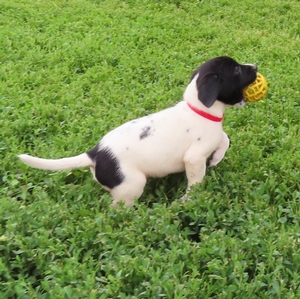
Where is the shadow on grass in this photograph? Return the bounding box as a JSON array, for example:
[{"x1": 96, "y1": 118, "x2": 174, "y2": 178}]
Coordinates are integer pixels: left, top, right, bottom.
[{"x1": 138, "y1": 172, "x2": 186, "y2": 207}]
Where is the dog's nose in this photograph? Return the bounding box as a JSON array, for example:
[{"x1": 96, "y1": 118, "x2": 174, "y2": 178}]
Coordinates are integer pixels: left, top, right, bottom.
[
  {"x1": 249, "y1": 64, "x2": 258, "y2": 72},
  {"x1": 244, "y1": 64, "x2": 258, "y2": 72}
]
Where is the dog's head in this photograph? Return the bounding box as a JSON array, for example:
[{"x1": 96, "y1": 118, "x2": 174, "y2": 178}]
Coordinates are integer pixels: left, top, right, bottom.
[{"x1": 191, "y1": 56, "x2": 257, "y2": 108}]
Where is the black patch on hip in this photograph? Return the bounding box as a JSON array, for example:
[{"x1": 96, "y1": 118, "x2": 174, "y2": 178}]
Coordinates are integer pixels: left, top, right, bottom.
[
  {"x1": 140, "y1": 126, "x2": 151, "y2": 140},
  {"x1": 87, "y1": 145, "x2": 124, "y2": 189}
]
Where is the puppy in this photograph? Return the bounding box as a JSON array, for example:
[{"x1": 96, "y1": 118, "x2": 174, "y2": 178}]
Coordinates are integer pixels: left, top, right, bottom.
[{"x1": 18, "y1": 56, "x2": 257, "y2": 207}]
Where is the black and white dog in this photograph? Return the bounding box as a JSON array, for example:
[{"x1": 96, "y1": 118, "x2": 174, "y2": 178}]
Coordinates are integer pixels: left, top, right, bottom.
[{"x1": 19, "y1": 56, "x2": 257, "y2": 207}]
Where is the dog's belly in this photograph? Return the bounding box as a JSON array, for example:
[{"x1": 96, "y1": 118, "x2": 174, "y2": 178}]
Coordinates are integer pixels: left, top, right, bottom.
[{"x1": 135, "y1": 150, "x2": 186, "y2": 177}]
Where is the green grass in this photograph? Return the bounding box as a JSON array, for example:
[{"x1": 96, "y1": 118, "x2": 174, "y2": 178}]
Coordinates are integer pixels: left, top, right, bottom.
[{"x1": 1, "y1": 0, "x2": 300, "y2": 297}]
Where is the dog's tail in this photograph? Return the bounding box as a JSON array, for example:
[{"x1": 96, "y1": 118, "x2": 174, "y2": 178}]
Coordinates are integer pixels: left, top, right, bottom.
[{"x1": 18, "y1": 153, "x2": 93, "y2": 171}]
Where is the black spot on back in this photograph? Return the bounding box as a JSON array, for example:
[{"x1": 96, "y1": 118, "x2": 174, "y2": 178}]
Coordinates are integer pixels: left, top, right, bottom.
[
  {"x1": 87, "y1": 145, "x2": 124, "y2": 189},
  {"x1": 140, "y1": 126, "x2": 151, "y2": 140}
]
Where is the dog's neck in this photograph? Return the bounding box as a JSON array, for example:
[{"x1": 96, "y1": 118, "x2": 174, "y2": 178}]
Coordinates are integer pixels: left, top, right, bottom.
[
  {"x1": 183, "y1": 77, "x2": 226, "y2": 119},
  {"x1": 186, "y1": 102, "x2": 224, "y2": 122}
]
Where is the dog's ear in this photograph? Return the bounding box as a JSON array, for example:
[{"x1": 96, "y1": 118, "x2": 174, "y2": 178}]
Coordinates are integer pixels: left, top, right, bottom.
[{"x1": 196, "y1": 73, "x2": 222, "y2": 108}]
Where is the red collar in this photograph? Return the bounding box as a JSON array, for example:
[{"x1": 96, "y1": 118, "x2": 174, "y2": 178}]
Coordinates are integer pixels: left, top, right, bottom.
[{"x1": 187, "y1": 102, "x2": 224, "y2": 122}]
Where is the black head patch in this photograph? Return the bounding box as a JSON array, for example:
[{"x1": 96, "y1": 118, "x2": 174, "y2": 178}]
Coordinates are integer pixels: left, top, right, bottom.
[{"x1": 191, "y1": 56, "x2": 257, "y2": 108}]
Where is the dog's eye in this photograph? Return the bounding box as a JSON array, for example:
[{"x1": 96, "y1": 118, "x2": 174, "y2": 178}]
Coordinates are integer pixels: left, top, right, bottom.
[{"x1": 235, "y1": 66, "x2": 241, "y2": 74}]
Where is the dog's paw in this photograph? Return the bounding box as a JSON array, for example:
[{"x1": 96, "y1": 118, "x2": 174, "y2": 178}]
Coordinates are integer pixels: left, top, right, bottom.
[
  {"x1": 180, "y1": 194, "x2": 192, "y2": 202},
  {"x1": 208, "y1": 155, "x2": 222, "y2": 167},
  {"x1": 207, "y1": 151, "x2": 223, "y2": 167}
]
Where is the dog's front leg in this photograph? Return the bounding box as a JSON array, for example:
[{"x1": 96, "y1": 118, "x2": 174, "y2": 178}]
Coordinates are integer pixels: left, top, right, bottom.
[
  {"x1": 208, "y1": 132, "x2": 230, "y2": 167},
  {"x1": 183, "y1": 148, "x2": 207, "y2": 198},
  {"x1": 185, "y1": 159, "x2": 206, "y2": 189}
]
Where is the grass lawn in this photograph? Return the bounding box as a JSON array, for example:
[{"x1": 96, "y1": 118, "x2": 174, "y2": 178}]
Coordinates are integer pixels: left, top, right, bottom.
[{"x1": 1, "y1": 0, "x2": 300, "y2": 298}]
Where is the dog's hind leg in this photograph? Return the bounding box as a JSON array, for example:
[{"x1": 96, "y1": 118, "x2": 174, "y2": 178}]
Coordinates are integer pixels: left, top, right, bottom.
[{"x1": 110, "y1": 170, "x2": 147, "y2": 207}]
